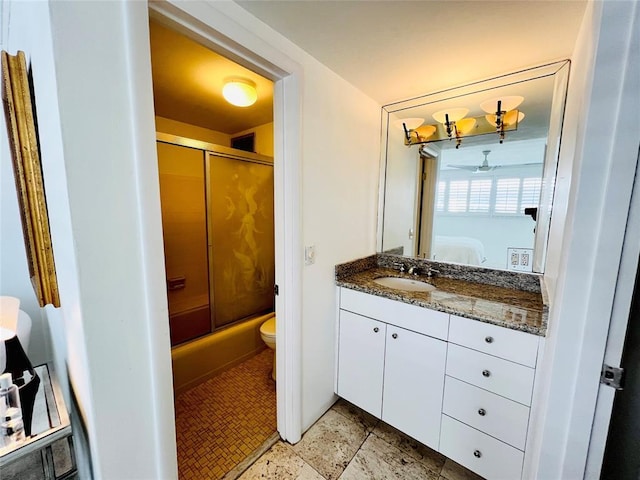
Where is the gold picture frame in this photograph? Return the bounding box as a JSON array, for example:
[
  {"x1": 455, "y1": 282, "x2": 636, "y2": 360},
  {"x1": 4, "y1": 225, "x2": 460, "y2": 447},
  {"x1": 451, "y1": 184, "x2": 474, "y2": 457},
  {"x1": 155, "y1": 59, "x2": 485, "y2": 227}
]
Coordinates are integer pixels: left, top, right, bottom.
[{"x1": 2, "y1": 50, "x2": 60, "y2": 307}]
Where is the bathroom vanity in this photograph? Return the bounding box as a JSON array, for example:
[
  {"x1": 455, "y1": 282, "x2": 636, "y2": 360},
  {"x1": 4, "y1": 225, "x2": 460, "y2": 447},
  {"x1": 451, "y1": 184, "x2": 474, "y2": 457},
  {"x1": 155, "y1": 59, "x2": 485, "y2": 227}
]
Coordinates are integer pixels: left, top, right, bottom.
[{"x1": 335, "y1": 255, "x2": 547, "y2": 480}]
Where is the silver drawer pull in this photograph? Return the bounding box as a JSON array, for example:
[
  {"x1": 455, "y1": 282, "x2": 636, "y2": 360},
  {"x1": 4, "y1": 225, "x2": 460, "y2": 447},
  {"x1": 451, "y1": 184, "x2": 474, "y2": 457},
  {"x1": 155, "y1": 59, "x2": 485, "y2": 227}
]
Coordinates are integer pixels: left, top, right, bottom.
[
  {"x1": 373, "y1": 327, "x2": 379, "y2": 333},
  {"x1": 485, "y1": 336, "x2": 494, "y2": 343},
  {"x1": 392, "y1": 333, "x2": 398, "y2": 339},
  {"x1": 482, "y1": 369, "x2": 491, "y2": 378},
  {"x1": 478, "y1": 408, "x2": 486, "y2": 416},
  {"x1": 473, "y1": 450, "x2": 482, "y2": 458}
]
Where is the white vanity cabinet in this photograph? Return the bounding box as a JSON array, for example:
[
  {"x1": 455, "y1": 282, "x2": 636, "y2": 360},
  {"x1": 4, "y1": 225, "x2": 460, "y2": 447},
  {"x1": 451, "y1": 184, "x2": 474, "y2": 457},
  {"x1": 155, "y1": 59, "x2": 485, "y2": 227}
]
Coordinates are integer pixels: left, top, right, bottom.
[
  {"x1": 440, "y1": 315, "x2": 541, "y2": 480},
  {"x1": 382, "y1": 325, "x2": 446, "y2": 449},
  {"x1": 336, "y1": 287, "x2": 544, "y2": 480},
  {"x1": 336, "y1": 310, "x2": 386, "y2": 417},
  {"x1": 337, "y1": 288, "x2": 449, "y2": 450}
]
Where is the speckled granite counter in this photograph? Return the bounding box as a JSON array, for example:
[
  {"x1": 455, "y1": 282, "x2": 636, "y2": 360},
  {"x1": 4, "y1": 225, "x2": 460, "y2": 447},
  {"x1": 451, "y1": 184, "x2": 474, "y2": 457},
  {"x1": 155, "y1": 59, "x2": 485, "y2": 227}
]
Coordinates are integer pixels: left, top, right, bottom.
[{"x1": 336, "y1": 255, "x2": 548, "y2": 336}]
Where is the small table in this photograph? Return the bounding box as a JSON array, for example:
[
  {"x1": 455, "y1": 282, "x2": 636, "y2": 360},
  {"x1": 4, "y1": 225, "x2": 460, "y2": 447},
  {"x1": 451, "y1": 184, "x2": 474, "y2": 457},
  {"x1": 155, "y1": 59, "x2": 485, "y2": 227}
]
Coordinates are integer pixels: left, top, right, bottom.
[{"x1": 0, "y1": 364, "x2": 76, "y2": 479}]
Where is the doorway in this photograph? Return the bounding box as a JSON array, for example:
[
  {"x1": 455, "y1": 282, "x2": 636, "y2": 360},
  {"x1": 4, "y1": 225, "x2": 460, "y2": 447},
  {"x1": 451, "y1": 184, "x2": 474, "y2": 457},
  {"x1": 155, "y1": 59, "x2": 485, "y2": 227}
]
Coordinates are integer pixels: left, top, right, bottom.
[{"x1": 149, "y1": 15, "x2": 282, "y2": 478}]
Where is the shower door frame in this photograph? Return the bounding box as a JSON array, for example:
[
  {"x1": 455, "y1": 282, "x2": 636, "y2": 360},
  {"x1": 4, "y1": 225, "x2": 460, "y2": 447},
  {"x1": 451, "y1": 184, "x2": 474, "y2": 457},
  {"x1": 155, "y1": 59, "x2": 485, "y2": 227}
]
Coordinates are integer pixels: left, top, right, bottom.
[{"x1": 157, "y1": 133, "x2": 275, "y2": 334}]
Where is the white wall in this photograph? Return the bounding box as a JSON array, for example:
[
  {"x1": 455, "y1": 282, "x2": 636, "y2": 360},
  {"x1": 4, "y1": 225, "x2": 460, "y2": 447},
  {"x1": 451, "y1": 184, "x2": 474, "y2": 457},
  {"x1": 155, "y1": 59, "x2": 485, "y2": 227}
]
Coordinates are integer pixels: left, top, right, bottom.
[
  {"x1": 3, "y1": 0, "x2": 380, "y2": 476},
  {"x1": 4, "y1": 1, "x2": 177, "y2": 478},
  {"x1": 0, "y1": 1, "x2": 51, "y2": 367},
  {"x1": 528, "y1": 1, "x2": 639, "y2": 478}
]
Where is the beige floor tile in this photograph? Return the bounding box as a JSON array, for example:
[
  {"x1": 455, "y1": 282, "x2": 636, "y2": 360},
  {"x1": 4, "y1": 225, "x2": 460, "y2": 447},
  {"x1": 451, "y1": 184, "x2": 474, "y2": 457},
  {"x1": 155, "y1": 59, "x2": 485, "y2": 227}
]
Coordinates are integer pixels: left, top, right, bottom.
[
  {"x1": 440, "y1": 458, "x2": 485, "y2": 480},
  {"x1": 331, "y1": 399, "x2": 379, "y2": 433},
  {"x1": 339, "y1": 433, "x2": 440, "y2": 480},
  {"x1": 371, "y1": 421, "x2": 446, "y2": 474},
  {"x1": 292, "y1": 409, "x2": 368, "y2": 480},
  {"x1": 238, "y1": 442, "x2": 325, "y2": 480}
]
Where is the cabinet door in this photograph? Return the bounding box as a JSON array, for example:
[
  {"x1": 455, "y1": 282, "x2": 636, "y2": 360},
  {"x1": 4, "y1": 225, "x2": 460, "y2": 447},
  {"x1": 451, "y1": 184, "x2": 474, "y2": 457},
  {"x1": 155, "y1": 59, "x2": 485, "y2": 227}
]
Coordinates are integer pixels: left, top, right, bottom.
[
  {"x1": 382, "y1": 326, "x2": 447, "y2": 450},
  {"x1": 337, "y1": 310, "x2": 386, "y2": 418}
]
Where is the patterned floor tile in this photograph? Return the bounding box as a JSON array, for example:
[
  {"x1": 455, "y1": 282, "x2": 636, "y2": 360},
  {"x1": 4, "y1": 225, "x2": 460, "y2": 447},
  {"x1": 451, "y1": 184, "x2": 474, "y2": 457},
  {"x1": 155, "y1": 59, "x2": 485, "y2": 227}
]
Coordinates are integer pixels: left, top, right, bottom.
[{"x1": 175, "y1": 349, "x2": 277, "y2": 479}]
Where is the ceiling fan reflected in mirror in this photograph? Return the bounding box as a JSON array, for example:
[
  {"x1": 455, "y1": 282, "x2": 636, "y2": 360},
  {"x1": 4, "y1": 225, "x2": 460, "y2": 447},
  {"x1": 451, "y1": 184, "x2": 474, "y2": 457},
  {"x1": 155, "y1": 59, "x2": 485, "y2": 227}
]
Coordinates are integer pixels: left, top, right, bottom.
[{"x1": 447, "y1": 150, "x2": 542, "y2": 173}]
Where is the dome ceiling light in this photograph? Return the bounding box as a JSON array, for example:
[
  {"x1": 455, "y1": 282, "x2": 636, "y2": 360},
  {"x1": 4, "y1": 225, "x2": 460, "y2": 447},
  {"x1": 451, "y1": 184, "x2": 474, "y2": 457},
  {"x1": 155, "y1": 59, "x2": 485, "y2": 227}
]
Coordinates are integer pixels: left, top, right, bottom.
[{"x1": 222, "y1": 78, "x2": 257, "y2": 107}]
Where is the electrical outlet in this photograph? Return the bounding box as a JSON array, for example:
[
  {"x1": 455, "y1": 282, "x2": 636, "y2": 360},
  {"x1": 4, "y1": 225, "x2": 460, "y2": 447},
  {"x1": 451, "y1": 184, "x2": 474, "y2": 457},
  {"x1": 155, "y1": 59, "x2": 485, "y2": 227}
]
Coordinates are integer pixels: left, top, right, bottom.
[
  {"x1": 304, "y1": 245, "x2": 316, "y2": 265},
  {"x1": 507, "y1": 248, "x2": 534, "y2": 272}
]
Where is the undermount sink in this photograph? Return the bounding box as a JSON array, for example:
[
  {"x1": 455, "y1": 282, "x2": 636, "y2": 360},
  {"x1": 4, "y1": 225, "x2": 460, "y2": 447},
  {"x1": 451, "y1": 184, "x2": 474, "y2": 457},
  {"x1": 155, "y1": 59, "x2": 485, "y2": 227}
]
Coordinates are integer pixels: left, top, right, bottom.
[{"x1": 373, "y1": 276, "x2": 436, "y2": 292}]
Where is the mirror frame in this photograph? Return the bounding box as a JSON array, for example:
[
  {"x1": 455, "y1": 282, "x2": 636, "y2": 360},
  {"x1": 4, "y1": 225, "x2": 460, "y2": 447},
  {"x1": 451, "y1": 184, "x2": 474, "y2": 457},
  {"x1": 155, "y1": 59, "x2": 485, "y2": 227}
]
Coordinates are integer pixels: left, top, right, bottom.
[{"x1": 377, "y1": 60, "x2": 570, "y2": 273}]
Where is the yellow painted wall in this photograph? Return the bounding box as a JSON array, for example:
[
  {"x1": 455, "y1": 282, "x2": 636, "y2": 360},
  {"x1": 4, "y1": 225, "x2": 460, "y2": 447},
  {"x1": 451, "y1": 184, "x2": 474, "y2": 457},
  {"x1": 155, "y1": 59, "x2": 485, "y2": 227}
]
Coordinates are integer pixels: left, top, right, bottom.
[
  {"x1": 232, "y1": 122, "x2": 274, "y2": 156},
  {"x1": 155, "y1": 116, "x2": 231, "y2": 146}
]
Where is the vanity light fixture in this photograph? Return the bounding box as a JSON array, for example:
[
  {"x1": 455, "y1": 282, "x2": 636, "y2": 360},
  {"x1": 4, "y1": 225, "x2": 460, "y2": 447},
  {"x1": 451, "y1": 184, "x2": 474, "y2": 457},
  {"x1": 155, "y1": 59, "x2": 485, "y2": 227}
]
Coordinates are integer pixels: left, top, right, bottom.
[
  {"x1": 397, "y1": 117, "x2": 427, "y2": 142},
  {"x1": 402, "y1": 96, "x2": 525, "y2": 148},
  {"x1": 432, "y1": 108, "x2": 469, "y2": 139},
  {"x1": 480, "y1": 96, "x2": 524, "y2": 143},
  {"x1": 222, "y1": 78, "x2": 257, "y2": 107}
]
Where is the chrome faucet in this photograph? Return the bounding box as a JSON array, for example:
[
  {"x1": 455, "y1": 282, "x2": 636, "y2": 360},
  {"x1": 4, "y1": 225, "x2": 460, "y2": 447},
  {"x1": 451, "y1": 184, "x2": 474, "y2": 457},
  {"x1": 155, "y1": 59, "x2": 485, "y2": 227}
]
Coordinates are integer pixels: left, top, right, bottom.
[
  {"x1": 426, "y1": 267, "x2": 440, "y2": 278},
  {"x1": 408, "y1": 266, "x2": 419, "y2": 276},
  {"x1": 392, "y1": 262, "x2": 405, "y2": 273}
]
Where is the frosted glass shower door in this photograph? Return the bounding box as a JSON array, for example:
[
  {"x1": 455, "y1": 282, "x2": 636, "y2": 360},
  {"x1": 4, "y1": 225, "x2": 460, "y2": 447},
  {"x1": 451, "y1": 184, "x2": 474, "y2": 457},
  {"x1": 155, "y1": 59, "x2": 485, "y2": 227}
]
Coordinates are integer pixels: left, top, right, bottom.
[
  {"x1": 157, "y1": 142, "x2": 211, "y2": 345},
  {"x1": 206, "y1": 152, "x2": 275, "y2": 329}
]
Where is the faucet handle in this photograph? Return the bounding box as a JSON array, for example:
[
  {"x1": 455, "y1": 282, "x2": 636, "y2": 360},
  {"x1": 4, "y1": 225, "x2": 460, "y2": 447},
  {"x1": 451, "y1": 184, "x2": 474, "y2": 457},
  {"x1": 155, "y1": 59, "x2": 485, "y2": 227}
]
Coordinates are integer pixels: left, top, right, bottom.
[
  {"x1": 392, "y1": 262, "x2": 406, "y2": 273},
  {"x1": 427, "y1": 268, "x2": 440, "y2": 278}
]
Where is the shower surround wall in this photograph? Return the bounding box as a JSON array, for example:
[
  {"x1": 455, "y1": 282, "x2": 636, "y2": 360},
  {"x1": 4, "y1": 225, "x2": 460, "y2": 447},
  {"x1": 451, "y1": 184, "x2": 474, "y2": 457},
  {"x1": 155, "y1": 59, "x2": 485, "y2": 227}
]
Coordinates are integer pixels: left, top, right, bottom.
[{"x1": 157, "y1": 136, "x2": 275, "y2": 391}]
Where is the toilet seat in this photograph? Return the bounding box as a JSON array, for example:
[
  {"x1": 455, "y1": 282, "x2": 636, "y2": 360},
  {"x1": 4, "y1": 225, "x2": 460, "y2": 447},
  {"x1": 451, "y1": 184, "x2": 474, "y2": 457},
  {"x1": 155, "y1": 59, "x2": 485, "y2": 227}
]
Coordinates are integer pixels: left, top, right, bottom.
[{"x1": 260, "y1": 317, "x2": 276, "y2": 338}]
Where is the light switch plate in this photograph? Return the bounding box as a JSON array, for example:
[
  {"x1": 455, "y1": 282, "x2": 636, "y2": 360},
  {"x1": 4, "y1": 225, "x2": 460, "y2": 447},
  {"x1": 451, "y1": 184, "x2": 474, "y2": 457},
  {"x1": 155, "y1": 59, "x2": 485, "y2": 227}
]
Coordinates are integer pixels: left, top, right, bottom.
[
  {"x1": 304, "y1": 245, "x2": 316, "y2": 265},
  {"x1": 507, "y1": 248, "x2": 534, "y2": 272}
]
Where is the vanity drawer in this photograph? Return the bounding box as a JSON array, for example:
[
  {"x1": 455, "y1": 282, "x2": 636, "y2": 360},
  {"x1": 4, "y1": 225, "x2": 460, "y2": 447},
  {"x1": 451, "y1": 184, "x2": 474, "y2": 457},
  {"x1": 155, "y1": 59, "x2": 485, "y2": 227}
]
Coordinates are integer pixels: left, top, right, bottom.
[
  {"x1": 340, "y1": 288, "x2": 449, "y2": 340},
  {"x1": 443, "y1": 376, "x2": 530, "y2": 450},
  {"x1": 446, "y1": 343, "x2": 535, "y2": 405},
  {"x1": 449, "y1": 315, "x2": 539, "y2": 367},
  {"x1": 440, "y1": 415, "x2": 524, "y2": 480}
]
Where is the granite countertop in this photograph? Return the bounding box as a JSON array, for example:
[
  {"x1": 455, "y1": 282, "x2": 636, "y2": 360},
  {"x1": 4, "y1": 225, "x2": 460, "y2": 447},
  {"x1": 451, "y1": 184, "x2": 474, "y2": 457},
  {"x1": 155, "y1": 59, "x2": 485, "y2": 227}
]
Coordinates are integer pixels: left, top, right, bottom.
[{"x1": 337, "y1": 266, "x2": 548, "y2": 336}]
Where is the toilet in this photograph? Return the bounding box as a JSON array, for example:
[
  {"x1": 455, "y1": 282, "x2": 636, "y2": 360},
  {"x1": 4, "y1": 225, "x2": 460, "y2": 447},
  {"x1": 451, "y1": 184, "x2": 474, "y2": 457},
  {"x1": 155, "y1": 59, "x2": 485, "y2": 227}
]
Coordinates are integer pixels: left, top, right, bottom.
[{"x1": 259, "y1": 315, "x2": 276, "y2": 380}]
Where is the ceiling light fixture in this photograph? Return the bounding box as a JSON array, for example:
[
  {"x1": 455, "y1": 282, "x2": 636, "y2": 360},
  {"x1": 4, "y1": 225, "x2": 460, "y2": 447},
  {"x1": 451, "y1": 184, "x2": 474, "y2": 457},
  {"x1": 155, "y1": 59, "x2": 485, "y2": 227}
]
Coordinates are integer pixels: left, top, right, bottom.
[{"x1": 222, "y1": 78, "x2": 257, "y2": 107}]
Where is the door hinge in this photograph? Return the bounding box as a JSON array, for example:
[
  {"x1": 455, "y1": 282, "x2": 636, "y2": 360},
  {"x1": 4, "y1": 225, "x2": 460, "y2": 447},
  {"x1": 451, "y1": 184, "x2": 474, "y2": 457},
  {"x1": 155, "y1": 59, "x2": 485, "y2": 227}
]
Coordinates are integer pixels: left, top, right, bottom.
[
  {"x1": 600, "y1": 364, "x2": 624, "y2": 390},
  {"x1": 274, "y1": 284, "x2": 279, "y2": 296}
]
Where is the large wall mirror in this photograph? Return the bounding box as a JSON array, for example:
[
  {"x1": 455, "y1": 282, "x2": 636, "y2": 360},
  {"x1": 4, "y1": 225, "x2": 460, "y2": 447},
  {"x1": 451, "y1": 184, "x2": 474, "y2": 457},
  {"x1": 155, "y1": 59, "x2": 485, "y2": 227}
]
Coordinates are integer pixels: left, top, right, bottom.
[{"x1": 378, "y1": 61, "x2": 570, "y2": 273}]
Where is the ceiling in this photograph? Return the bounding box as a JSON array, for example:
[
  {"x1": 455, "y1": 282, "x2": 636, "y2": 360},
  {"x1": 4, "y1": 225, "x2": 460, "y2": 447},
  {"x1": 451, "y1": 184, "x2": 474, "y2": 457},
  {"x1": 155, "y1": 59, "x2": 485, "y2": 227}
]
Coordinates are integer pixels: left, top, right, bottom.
[
  {"x1": 149, "y1": 2, "x2": 586, "y2": 135},
  {"x1": 236, "y1": 0, "x2": 587, "y2": 105},
  {"x1": 149, "y1": 19, "x2": 274, "y2": 134}
]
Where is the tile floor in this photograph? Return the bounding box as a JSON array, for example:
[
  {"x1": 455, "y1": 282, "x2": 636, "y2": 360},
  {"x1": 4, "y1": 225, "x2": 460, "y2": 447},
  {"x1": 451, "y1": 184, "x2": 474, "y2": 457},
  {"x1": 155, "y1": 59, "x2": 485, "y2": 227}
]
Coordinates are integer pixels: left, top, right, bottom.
[
  {"x1": 174, "y1": 349, "x2": 277, "y2": 479},
  {"x1": 239, "y1": 399, "x2": 484, "y2": 480}
]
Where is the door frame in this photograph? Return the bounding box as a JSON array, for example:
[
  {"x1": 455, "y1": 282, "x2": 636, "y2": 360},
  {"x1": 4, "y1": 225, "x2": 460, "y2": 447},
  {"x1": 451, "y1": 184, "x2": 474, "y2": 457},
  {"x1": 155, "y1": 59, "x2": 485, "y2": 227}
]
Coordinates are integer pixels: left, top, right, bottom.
[{"x1": 148, "y1": 1, "x2": 304, "y2": 443}]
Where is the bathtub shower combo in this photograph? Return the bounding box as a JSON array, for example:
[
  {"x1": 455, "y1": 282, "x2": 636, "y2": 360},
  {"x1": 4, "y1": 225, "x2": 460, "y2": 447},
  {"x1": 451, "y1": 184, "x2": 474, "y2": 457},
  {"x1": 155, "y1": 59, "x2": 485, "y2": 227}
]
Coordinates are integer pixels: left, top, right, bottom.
[{"x1": 156, "y1": 135, "x2": 275, "y2": 392}]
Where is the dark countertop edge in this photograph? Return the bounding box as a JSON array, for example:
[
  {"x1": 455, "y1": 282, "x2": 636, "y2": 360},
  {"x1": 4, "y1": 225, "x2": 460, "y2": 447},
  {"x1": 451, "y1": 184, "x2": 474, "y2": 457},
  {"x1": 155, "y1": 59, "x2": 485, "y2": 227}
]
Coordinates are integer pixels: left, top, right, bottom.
[{"x1": 336, "y1": 280, "x2": 547, "y2": 337}]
